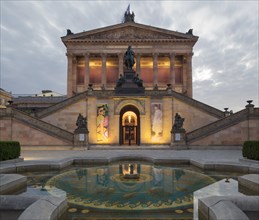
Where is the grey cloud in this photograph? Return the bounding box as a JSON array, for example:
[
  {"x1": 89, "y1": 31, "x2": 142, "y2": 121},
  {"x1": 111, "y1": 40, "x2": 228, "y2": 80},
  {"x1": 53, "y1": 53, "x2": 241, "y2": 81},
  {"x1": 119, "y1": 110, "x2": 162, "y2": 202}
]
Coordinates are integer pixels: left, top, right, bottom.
[{"x1": 1, "y1": 1, "x2": 258, "y2": 111}]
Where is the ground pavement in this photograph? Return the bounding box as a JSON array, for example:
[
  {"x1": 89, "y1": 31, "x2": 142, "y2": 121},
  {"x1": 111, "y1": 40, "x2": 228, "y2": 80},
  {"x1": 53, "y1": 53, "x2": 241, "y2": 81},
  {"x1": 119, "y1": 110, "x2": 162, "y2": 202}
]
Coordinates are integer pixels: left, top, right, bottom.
[{"x1": 21, "y1": 147, "x2": 243, "y2": 163}]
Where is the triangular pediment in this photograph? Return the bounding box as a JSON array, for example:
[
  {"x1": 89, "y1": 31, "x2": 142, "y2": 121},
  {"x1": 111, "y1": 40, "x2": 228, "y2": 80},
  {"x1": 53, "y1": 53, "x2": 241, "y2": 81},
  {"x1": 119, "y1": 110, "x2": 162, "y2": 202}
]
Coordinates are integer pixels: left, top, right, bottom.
[{"x1": 63, "y1": 22, "x2": 197, "y2": 42}]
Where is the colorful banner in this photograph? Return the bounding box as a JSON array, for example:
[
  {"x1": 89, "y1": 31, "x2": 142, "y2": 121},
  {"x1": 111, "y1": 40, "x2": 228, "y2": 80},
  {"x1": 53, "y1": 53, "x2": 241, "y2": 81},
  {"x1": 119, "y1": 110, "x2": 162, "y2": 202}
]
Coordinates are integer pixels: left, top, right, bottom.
[
  {"x1": 97, "y1": 104, "x2": 108, "y2": 141},
  {"x1": 151, "y1": 103, "x2": 163, "y2": 137}
]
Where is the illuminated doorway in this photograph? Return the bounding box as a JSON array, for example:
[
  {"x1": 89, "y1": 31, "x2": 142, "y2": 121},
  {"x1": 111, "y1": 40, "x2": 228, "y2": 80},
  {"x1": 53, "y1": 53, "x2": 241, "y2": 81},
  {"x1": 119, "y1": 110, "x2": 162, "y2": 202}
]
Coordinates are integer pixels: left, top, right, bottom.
[{"x1": 119, "y1": 105, "x2": 140, "y2": 145}]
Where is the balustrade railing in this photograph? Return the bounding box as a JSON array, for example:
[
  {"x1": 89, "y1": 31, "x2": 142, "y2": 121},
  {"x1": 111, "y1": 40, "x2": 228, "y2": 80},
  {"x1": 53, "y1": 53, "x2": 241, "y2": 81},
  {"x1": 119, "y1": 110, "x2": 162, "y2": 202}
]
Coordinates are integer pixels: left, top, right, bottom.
[
  {"x1": 1, "y1": 107, "x2": 73, "y2": 142},
  {"x1": 186, "y1": 109, "x2": 251, "y2": 142}
]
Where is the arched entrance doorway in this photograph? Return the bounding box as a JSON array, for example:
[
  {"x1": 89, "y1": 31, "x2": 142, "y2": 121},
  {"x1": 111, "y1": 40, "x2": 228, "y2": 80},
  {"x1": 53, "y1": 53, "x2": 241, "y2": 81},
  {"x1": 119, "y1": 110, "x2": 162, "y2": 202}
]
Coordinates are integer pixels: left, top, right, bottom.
[{"x1": 119, "y1": 105, "x2": 140, "y2": 145}]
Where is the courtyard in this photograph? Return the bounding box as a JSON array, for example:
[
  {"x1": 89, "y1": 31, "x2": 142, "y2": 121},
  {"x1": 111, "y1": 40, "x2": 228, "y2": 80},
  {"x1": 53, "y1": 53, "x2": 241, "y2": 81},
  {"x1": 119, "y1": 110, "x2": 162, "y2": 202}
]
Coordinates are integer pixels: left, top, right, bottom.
[{"x1": 1, "y1": 147, "x2": 259, "y2": 220}]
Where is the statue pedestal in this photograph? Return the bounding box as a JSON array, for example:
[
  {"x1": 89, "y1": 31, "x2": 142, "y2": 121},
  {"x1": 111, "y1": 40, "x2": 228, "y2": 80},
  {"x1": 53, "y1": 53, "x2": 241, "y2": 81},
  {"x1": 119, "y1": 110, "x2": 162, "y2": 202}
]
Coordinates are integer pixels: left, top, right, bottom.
[
  {"x1": 170, "y1": 129, "x2": 188, "y2": 150},
  {"x1": 124, "y1": 69, "x2": 135, "y2": 82},
  {"x1": 73, "y1": 128, "x2": 89, "y2": 149},
  {"x1": 115, "y1": 69, "x2": 144, "y2": 94}
]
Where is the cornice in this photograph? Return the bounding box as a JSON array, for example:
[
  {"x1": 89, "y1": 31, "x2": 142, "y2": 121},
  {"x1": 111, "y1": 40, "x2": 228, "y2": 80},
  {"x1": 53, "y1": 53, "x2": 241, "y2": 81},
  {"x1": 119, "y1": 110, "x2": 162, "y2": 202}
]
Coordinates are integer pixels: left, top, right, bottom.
[
  {"x1": 66, "y1": 38, "x2": 197, "y2": 44},
  {"x1": 62, "y1": 22, "x2": 198, "y2": 40}
]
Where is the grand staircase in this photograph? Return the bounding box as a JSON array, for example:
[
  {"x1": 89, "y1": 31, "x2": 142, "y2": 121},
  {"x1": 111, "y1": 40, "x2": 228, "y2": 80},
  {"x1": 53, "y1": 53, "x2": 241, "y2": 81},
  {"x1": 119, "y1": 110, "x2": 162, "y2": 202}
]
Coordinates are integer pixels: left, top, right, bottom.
[
  {"x1": 37, "y1": 91, "x2": 87, "y2": 118},
  {"x1": 186, "y1": 108, "x2": 259, "y2": 143},
  {"x1": 0, "y1": 108, "x2": 74, "y2": 143}
]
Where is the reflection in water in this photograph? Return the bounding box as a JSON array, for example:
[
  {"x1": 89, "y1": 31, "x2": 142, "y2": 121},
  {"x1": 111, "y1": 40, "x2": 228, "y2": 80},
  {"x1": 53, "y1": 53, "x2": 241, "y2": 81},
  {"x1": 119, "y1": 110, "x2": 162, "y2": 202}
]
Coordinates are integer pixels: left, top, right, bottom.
[{"x1": 45, "y1": 163, "x2": 215, "y2": 219}]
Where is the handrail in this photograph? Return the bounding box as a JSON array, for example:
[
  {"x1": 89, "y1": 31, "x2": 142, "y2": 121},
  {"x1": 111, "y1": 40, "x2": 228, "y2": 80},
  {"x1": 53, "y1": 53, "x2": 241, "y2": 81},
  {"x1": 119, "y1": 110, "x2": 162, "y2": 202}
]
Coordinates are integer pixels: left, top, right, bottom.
[
  {"x1": 186, "y1": 109, "x2": 249, "y2": 142},
  {"x1": 1, "y1": 108, "x2": 74, "y2": 143},
  {"x1": 92, "y1": 89, "x2": 225, "y2": 119},
  {"x1": 37, "y1": 91, "x2": 87, "y2": 118}
]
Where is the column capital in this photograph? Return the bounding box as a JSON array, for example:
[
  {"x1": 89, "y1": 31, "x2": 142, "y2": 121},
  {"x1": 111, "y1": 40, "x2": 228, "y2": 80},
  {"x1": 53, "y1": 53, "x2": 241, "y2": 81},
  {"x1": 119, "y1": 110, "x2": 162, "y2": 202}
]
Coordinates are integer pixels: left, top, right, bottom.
[
  {"x1": 186, "y1": 52, "x2": 194, "y2": 58},
  {"x1": 117, "y1": 53, "x2": 124, "y2": 58},
  {"x1": 84, "y1": 53, "x2": 90, "y2": 57},
  {"x1": 135, "y1": 53, "x2": 141, "y2": 57},
  {"x1": 169, "y1": 53, "x2": 175, "y2": 58},
  {"x1": 66, "y1": 52, "x2": 73, "y2": 57},
  {"x1": 101, "y1": 53, "x2": 107, "y2": 59},
  {"x1": 152, "y1": 52, "x2": 159, "y2": 57},
  {"x1": 72, "y1": 56, "x2": 77, "y2": 64}
]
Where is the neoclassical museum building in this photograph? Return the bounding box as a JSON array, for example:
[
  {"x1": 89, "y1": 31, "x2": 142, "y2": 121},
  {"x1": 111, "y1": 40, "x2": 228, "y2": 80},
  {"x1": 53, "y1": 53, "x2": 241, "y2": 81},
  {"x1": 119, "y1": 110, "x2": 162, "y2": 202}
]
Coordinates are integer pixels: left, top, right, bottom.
[{"x1": 0, "y1": 11, "x2": 258, "y2": 149}]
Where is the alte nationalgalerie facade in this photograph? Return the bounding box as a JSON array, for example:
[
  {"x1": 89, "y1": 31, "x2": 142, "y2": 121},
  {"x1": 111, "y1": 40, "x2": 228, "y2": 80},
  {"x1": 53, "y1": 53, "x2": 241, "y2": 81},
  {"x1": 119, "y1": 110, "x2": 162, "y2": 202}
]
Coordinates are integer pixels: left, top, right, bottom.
[{"x1": 0, "y1": 11, "x2": 258, "y2": 149}]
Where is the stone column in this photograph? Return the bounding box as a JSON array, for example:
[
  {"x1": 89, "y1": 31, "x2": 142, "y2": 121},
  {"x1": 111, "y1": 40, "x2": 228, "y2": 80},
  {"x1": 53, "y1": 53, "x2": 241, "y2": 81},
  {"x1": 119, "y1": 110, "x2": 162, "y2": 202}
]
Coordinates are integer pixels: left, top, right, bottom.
[
  {"x1": 136, "y1": 53, "x2": 141, "y2": 76},
  {"x1": 84, "y1": 53, "x2": 90, "y2": 91},
  {"x1": 118, "y1": 53, "x2": 123, "y2": 76},
  {"x1": 66, "y1": 53, "x2": 73, "y2": 97},
  {"x1": 101, "y1": 53, "x2": 107, "y2": 87},
  {"x1": 72, "y1": 56, "x2": 77, "y2": 95},
  {"x1": 182, "y1": 55, "x2": 188, "y2": 94},
  {"x1": 170, "y1": 53, "x2": 175, "y2": 88},
  {"x1": 186, "y1": 53, "x2": 193, "y2": 98},
  {"x1": 153, "y1": 53, "x2": 158, "y2": 86}
]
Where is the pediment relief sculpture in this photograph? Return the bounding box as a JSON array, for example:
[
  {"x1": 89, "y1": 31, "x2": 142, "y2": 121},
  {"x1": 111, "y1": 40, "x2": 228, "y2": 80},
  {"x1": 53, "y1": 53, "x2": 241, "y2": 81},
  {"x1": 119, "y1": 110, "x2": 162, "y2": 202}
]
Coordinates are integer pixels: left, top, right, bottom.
[{"x1": 73, "y1": 27, "x2": 187, "y2": 40}]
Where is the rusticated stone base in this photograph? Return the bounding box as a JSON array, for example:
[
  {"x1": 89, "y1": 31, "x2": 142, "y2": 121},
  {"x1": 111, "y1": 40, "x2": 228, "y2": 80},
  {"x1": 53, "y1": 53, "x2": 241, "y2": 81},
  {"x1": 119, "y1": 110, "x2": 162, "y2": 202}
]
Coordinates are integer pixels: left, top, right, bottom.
[
  {"x1": 171, "y1": 131, "x2": 187, "y2": 149},
  {"x1": 73, "y1": 133, "x2": 89, "y2": 149}
]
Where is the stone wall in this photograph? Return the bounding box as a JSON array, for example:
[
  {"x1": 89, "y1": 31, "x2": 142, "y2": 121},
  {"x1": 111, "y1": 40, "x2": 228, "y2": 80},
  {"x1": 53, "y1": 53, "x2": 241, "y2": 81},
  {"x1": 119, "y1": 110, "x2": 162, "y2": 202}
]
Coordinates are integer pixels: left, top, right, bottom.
[
  {"x1": 0, "y1": 98, "x2": 257, "y2": 147},
  {"x1": 0, "y1": 118, "x2": 71, "y2": 146},
  {"x1": 0, "y1": 119, "x2": 12, "y2": 140},
  {"x1": 172, "y1": 98, "x2": 219, "y2": 132},
  {"x1": 190, "y1": 119, "x2": 259, "y2": 146},
  {"x1": 42, "y1": 99, "x2": 87, "y2": 133}
]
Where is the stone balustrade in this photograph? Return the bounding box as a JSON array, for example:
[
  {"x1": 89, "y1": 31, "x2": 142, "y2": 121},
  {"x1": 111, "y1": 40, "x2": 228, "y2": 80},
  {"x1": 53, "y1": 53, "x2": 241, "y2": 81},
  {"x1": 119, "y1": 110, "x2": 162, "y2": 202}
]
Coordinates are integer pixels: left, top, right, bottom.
[
  {"x1": 1, "y1": 108, "x2": 74, "y2": 143},
  {"x1": 37, "y1": 91, "x2": 87, "y2": 118},
  {"x1": 186, "y1": 109, "x2": 249, "y2": 143}
]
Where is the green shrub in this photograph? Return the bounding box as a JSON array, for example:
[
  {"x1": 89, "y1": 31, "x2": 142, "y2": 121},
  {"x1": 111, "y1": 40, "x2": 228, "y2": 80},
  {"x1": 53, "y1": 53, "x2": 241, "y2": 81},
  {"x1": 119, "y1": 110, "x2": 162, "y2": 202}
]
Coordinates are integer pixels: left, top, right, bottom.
[
  {"x1": 242, "y1": 141, "x2": 259, "y2": 161},
  {"x1": 0, "y1": 141, "x2": 21, "y2": 161}
]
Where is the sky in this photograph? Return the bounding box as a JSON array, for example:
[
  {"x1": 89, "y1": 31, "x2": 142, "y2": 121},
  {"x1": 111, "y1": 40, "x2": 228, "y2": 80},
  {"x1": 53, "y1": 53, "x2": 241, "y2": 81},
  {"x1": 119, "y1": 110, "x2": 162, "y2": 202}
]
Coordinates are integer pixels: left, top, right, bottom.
[{"x1": 0, "y1": 0, "x2": 258, "y2": 112}]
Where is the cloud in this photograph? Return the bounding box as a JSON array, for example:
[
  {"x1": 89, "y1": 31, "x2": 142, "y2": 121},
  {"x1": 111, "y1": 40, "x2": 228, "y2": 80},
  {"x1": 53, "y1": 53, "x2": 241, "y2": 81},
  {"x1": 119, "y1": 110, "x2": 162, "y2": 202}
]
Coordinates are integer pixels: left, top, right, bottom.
[{"x1": 0, "y1": 1, "x2": 258, "y2": 112}]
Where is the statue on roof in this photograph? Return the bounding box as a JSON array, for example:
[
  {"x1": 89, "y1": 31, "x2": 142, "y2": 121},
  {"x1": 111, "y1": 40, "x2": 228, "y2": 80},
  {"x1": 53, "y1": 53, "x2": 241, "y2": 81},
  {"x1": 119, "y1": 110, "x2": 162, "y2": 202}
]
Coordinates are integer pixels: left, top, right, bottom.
[
  {"x1": 186, "y1": 29, "x2": 193, "y2": 35},
  {"x1": 66, "y1": 29, "x2": 74, "y2": 36},
  {"x1": 124, "y1": 46, "x2": 135, "y2": 69},
  {"x1": 123, "y1": 4, "x2": 135, "y2": 23}
]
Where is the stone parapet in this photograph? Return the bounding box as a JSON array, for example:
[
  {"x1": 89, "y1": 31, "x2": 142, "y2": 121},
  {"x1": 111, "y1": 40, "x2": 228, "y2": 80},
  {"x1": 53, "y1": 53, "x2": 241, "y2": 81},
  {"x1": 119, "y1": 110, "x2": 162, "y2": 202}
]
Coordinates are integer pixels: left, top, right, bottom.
[
  {"x1": 186, "y1": 109, "x2": 249, "y2": 143},
  {"x1": 238, "y1": 174, "x2": 259, "y2": 195},
  {"x1": 0, "y1": 156, "x2": 258, "y2": 174},
  {"x1": 10, "y1": 108, "x2": 74, "y2": 143},
  {"x1": 18, "y1": 196, "x2": 67, "y2": 220},
  {"x1": 91, "y1": 89, "x2": 224, "y2": 118},
  {"x1": 198, "y1": 196, "x2": 259, "y2": 220},
  {"x1": 0, "y1": 174, "x2": 27, "y2": 195},
  {"x1": 0, "y1": 195, "x2": 39, "y2": 220},
  {"x1": 37, "y1": 91, "x2": 87, "y2": 118},
  {"x1": 169, "y1": 90, "x2": 224, "y2": 119}
]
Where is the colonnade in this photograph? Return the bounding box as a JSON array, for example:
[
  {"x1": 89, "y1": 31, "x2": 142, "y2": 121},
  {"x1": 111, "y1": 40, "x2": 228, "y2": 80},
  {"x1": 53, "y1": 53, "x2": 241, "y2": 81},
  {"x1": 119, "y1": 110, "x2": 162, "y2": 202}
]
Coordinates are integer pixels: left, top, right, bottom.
[{"x1": 67, "y1": 52, "x2": 193, "y2": 97}]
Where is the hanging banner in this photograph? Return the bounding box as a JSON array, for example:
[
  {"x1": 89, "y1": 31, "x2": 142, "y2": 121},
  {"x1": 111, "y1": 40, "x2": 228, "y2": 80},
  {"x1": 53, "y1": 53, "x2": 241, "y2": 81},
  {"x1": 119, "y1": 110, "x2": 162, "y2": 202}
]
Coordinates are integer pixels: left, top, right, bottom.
[
  {"x1": 96, "y1": 104, "x2": 109, "y2": 141},
  {"x1": 151, "y1": 103, "x2": 163, "y2": 138}
]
